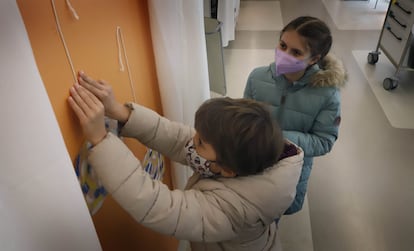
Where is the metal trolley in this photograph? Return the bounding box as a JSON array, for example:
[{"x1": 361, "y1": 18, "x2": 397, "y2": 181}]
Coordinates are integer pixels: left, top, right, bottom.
[{"x1": 368, "y1": 0, "x2": 414, "y2": 90}]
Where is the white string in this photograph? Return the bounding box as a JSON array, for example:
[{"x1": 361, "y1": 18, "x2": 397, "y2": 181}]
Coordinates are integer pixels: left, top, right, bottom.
[
  {"x1": 116, "y1": 27, "x2": 125, "y2": 72},
  {"x1": 116, "y1": 26, "x2": 137, "y2": 103},
  {"x1": 50, "y1": 1, "x2": 137, "y2": 103},
  {"x1": 50, "y1": 0, "x2": 77, "y2": 83},
  {"x1": 116, "y1": 27, "x2": 163, "y2": 180},
  {"x1": 65, "y1": 0, "x2": 79, "y2": 20}
]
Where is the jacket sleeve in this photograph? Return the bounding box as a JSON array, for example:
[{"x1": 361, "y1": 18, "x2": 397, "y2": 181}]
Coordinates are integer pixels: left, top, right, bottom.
[
  {"x1": 118, "y1": 103, "x2": 194, "y2": 165},
  {"x1": 244, "y1": 65, "x2": 276, "y2": 100},
  {"x1": 243, "y1": 72, "x2": 254, "y2": 99},
  {"x1": 88, "y1": 133, "x2": 239, "y2": 242},
  {"x1": 283, "y1": 90, "x2": 341, "y2": 157}
]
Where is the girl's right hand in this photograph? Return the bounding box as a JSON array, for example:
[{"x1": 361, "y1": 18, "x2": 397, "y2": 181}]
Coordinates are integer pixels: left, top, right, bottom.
[{"x1": 68, "y1": 84, "x2": 107, "y2": 146}]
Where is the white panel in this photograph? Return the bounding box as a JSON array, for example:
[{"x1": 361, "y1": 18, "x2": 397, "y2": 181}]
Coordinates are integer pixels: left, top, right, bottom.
[
  {"x1": 205, "y1": 17, "x2": 227, "y2": 95},
  {"x1": 148, "y1": 0, "x2": 210, "y2": 189},
  {"x1": 0, "y1": 1, "x2": 101, "y2": 250}
]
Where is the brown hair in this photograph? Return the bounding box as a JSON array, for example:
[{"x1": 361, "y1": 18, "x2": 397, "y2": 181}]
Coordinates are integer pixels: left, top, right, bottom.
[
  {"x1": 281, "y1": 16, "x2": 332, "y2": 61},
  {"x1": 194, "y1": 97, "x2": 284, "y2": 176}
]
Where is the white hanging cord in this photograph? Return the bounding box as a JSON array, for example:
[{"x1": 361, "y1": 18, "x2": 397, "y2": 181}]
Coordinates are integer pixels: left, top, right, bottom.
[
  {"x1": 50, "y1": 0, "x2": 77, "y2": 83},
  {"x1": 116, "y1": 26, "x2": 137, "y2": 103},
  {"x1": 65, "y1": 0, "x2": 79, "y2": 20},
  {"x1": 116, "y1": 27, "x2": 125, "y2": 72},
  {"x1": 116, "y1": 27, "x2": 163, "y2": 180}
]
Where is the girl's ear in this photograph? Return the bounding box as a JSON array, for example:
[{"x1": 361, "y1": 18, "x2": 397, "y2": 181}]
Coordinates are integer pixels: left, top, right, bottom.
[
  {"x1": 309, "y1": 54, "x2": 321, "y2": 65},
  {"x1": 220, "y1": 167, "x2": 237, "y2": 178}
]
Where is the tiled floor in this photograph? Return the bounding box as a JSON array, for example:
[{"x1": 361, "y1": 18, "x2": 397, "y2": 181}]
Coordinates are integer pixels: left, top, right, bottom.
[
  {"x1": 321, "y1": 0, "x2": 388, "y2": 30},
  {"x1": 223, "y1": 0, "x2": 414, "y2": 250},
  {"x1": 353, "y1": 50, "x2": 414, "y2": 129},
  {"x1": 236, "y1": 1, "x2": 283, "y2": 31}
]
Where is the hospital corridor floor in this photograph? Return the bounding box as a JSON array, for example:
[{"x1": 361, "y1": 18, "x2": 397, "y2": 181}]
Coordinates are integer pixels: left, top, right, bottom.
[{"x1": 221, "y1": 0, "x2": 414, "y2": 250}]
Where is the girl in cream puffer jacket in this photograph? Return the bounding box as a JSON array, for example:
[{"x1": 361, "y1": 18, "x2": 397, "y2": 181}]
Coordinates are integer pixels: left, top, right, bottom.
[{"x1": 68, "y1": 77, "x2": 304, "y2": 251}]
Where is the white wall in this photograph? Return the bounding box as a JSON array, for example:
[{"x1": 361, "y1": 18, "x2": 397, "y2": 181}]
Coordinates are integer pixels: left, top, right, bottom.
[{"x1": 0, "y1": 1, "x2": 101, "y2": 250}]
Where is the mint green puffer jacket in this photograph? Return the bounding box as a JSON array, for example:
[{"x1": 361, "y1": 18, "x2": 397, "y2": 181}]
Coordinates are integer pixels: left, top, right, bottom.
[{"x1": 244, "y1": 53, "x2": 347, "y2": 214}]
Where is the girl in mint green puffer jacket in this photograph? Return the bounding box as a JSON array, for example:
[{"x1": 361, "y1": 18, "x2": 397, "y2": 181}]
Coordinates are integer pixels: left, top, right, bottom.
[{"x1": 244, "y1": 16, "x2": 347, "y2": 214}]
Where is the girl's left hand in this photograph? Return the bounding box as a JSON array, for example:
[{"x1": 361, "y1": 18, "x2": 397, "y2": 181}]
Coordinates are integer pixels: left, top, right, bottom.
[{"x1": 68, "y1": 84, "x2": 107, "y2": 145}]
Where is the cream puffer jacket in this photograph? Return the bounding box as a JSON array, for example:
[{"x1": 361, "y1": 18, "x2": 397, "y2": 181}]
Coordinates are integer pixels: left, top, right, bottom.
[{"x1": 88, "y1": 103, "x2": 304, "y2": 251}]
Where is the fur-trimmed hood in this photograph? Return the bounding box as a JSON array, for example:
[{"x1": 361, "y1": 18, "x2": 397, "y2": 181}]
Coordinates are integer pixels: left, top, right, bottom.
[{"x1": 310, "y1": 53, "x2": 347, "y2": 88}]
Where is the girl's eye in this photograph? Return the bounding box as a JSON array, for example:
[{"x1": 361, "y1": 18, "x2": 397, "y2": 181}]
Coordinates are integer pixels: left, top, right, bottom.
[
  {"x1": 279, "y1": 43, "x2": 287, "y2": 50},
  {"x1": 292, "y1": 50, "x2": 302, "y2": 57}
]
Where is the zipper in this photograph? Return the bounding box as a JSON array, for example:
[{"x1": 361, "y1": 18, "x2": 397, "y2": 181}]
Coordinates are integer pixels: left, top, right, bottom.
[
  {"x1": 280, "y1": 92, "x2": 287, "y2": 105},
  {"x1": 277, "y1": 83, "x2": 288, "y2": 123}
]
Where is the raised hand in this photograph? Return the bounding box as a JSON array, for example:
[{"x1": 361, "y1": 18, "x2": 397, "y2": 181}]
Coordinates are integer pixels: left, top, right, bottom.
[
  {"x1": 78, "y1": 71, "x2": 130, "y2": 122},
  {"x1": 68, "y1": 84, "x2": 107, "y2": 146}
]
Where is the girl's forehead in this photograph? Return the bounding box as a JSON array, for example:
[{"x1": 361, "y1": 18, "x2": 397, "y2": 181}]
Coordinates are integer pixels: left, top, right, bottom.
[{"x1": 280, "y1": 30, "x2": 310, "y2": 52}]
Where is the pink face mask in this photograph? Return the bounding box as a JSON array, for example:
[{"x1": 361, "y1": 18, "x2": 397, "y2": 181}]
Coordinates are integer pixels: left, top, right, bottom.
[{"x1": 274, "y1": 49, "x2": 309, "y2": 76}]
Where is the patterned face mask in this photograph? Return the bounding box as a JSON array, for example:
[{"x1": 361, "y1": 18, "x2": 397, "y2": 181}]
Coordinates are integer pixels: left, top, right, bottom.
[
  {"x1": 185, "y1": 139, "x2": 217, "y2": 178},
  {"x1": 274, "y1": 48, "x2": 309, "y2": 76}
]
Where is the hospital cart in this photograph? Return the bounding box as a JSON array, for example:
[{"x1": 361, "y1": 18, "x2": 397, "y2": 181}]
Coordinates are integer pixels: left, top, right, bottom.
[{"x1": 368, "y1": 0, "x2": 414, "y2": 90}]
